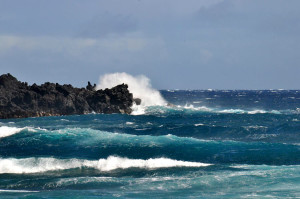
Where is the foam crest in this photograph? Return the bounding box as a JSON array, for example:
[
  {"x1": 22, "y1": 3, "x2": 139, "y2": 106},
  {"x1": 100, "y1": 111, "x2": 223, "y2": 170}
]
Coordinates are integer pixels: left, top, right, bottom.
[
  {"x1": 219, "y1": 109, "x2": 247, "y2": 114},
  {"x1": 95, "y1": 156, "x2": 211, "y2": 171},
  {"x1": 218, "y1": 109, "x2": 281, "y2": 114},
  {"x1": 247, "y1": 110, "x2": 267, "y2": 114},
  {"x1": 0, "y1": 126, "x2": 47, "y2": 138},
  {"x1": 169, "y1": 105, "x2": 283, "y2": 115},
  {"x1": 0, "y1": 189, "x2": 39, "y2": 193},
  {"x1": 97, "y1": 73, "x2": 167, "y2": 114},
  {"x1": 182, "y1": 104, "x2": 212, "y2": 112},
  {"x1": 0, "y1": 156, "x2": 211, "y2": 174},
  {"x1": 0, "y1": 126, "x2": 24, "y2": 138},
  {"x1": 0, "y1": 157, "x2": 83, "y2": 174}
]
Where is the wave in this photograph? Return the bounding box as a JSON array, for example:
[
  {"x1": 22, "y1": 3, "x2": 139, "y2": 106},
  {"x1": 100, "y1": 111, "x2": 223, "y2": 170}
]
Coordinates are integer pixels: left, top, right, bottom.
[
  {"x1": 0, "y1": 126, "x2": 24, "y2": 138},
  {"x1": 0, "y1": 126, "x2": 46, "y2": 138},
  {"x1": 218, "y1": 109, "x2": 280, "y2": 114},
  {"x1": 0, "y1": 126, "x2": 207, "y2": 143},
  {"x1": 138, "y1": 103, "x2": 297, "y2": 116},
  {"x1": 1, "y1": 127, "x2": 300, "y2": 165},
  {"x1": 0, "y1": 189, "x2": 39, "y2": 193},
  {"x1": 1, "y1": 126, "x2": 297, "y2": 147},
  {"x1": 0, "y1": 156, "x2": 211, "y2": 174},
  {"x1": 142, "y1": 104, "x2": 286, "y2": 115},
  {"x1": 179, "y1": 104, "x2": 285, "y2": 114}
]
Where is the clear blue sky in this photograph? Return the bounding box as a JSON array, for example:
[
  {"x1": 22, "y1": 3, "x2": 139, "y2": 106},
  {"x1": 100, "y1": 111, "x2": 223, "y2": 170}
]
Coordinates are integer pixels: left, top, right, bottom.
[{"x1": 0, "y1": 0, "x2": 299, "y2": 89}]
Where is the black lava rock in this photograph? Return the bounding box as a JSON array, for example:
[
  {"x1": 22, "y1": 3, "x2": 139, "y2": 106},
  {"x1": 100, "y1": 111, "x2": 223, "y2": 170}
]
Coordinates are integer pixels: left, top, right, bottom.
[{"x1": 0, "y1": 73, "x2": 139, "y2": 119}]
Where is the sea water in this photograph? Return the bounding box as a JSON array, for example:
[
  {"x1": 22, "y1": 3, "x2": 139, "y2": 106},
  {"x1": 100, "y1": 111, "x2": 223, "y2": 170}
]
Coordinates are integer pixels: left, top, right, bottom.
[{"x1": 0, "y1": 79, "x2": 300, "y2": 198}]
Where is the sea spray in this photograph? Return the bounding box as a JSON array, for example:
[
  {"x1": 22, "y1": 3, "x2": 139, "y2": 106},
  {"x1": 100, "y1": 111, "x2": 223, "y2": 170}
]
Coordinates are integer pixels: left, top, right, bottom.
[{"x1": 97, "y1": 73, "x2": 167, "y2": 113}]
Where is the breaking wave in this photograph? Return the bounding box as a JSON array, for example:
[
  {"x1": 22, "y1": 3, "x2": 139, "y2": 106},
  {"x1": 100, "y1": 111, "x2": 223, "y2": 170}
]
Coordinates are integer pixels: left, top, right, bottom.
[
  {"x1": 0, "y1": 126, "x2": 24, "y2": 138},
  {"x1": 0, "y1": 156, "x2": 211, "y2": 174},
  {"x1": 96, "y1": 73, "x2": 167, "y2": 115},
  {"x1": 0, "y1": 126, "x2": 45, "y2": 138}
]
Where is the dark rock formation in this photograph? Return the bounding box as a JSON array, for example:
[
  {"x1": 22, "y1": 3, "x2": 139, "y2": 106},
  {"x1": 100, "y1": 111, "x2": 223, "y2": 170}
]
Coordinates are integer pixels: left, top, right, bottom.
[
  {"x1": 0, "y1": 73, "x2": 140, "y2": 119},
  {"x1": 133, "y1": 98, "x2": 142, "y2": 105}
]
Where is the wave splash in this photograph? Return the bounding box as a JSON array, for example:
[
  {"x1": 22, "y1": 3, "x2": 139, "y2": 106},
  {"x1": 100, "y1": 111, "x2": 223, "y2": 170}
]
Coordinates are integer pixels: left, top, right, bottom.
[
  {"x1": 0, "y1": 156, "x2": 211, "y2": 174},
  {"x1": 0, "y1": 126, "x2": 24, "y2": 138},
  {"x1": 96, "y1": 73, "x2": 167, "y2": 114}
]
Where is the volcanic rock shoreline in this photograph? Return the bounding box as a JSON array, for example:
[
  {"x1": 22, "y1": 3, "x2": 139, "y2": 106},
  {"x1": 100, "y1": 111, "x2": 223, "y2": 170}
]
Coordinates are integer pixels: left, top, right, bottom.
[{"x1": 0, "y1": 73, "x2": 140, "y2": 119}]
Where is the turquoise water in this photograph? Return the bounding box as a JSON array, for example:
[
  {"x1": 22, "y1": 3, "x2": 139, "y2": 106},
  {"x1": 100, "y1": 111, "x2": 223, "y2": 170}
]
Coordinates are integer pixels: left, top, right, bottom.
[{"x1": 0, "y1": 90, "x2": 300, "y2": 198}]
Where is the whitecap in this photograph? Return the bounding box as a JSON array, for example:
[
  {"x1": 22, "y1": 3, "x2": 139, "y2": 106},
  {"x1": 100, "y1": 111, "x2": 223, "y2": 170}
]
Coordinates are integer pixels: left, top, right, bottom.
[
  {"x1": 270, "y1": 110, "x2": 281, "y2": 114},
  {"x1": 183, "y1": 104, "x2": 212, "y2": 112},
  {"x1": 248, "y1": 110, "x2": 267, "y2": 114},
  {"x1": 193, "y1": 101, "x2": 202, "y2": 104},
  {"x1": 95, "y1": 156, "x2": 211, "y2": 171},
  {"x1": 0, "y1": 189, "x2": 39, "y2": 193},
  {"x1": 0, "y1": 126, "x2": 24, "y2": 138},
  {"x1": 0, "y1": 156, "x2": 212, "y2": 174},
  {"x1": 219, "y1": 109, "x2": 245, "y2": 114},
  {"x1": 60, "y1": 119, "x2": 69, "y2": 121}
]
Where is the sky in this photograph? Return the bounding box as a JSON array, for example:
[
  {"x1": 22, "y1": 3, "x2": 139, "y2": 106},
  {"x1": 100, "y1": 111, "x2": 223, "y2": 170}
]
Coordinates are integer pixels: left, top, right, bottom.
[{"x1": 0, "y1": 0, "x2": 299, "y2": 89}]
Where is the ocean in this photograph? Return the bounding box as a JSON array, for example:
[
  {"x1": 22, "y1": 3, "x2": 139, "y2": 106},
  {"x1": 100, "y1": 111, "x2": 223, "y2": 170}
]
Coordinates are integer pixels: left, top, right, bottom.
[{"x1": 0, "y1": 89, "x2": 300, "y2": 198}]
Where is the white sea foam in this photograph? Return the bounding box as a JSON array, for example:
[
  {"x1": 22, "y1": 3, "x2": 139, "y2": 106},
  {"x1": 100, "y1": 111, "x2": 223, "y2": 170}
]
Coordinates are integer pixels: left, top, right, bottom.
[
  {"x1": 219, "y1": 109, "x2": 283, "y2": 114},
  {"x1": 97, "y1": 72, "x2": 166, "y2": 106},
  {"x1": 131, "y1": 103, "x2": 147, "y2": 115},
  {"x1": 0, "y1": 189, "x2": 39, "y2": 193},
  {"x1": 0, "y1": 126, "x2": 24, "y2": 138},
  {"x1": 219, "y1": 109, "x2": 246, "y2": 114},
  {"x1": 270, "y1": 110, "x2": 281, "y2": 114},
  {"x1": 193, "y1": 101, "x2": 202, "y2": 104},
  {"x1": 181, "y1": 104, "x2": 212, "y2": 112},
  {"x1": 0, "y1": 126, "x2": 48, "y2": 138},
  {"x1": 96, "y1": 156, "x2": 211, "y2": 171},
  {"x1": 248, "y1": 110, "x2": 267, "y2": 114},
  {"x1": 60, "y1": 119, "x2": 69, "y2": 122},
  {"x1": 0, "y1": 156, "x2": 211, "y2": 174},
  {"x1": 96, "y1": 73, "x2": 167, "y2": 115},
  {"x1": 174, "y1": 105, "x2": 283, "y2": 115}
]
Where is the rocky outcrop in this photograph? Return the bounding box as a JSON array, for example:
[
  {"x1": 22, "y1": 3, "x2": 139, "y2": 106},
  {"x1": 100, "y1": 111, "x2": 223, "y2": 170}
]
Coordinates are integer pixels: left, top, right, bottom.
[{"x1": 0, "y1": 73, "x2": 138, "y2": 119}]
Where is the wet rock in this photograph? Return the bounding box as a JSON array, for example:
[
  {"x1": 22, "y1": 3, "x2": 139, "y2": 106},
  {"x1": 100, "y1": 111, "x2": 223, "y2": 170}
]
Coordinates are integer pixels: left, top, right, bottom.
[{"x1": 133, "y1": 98, "x2": 142, "y2": 105}]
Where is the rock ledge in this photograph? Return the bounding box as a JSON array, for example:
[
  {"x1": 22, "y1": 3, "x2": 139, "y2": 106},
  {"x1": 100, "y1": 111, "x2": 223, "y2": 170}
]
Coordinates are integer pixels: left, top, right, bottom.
[{"x1": 0, "y1": 73, "x2": 136, "y2": 119}]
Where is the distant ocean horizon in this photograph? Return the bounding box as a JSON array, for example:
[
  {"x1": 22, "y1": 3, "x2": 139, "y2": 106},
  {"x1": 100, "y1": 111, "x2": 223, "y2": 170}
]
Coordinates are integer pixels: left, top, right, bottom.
[{"x1": 1, "y1": 81, "x2": 300, "y2": 198}]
